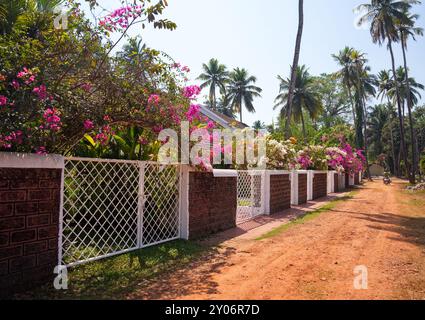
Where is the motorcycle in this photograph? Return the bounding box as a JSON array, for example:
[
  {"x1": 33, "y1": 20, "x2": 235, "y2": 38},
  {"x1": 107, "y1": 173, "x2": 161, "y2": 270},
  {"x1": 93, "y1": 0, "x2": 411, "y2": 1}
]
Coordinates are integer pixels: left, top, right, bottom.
[{"x1": 383, "y1": 176, "x2": 391, "y2": 185}]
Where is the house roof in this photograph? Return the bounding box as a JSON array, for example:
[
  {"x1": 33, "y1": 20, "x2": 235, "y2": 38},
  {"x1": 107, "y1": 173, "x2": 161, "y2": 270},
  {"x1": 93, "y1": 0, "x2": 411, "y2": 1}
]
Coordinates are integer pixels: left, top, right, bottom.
[{"x1": 199, "y1": 106, "x2": 249, "y2": 129}]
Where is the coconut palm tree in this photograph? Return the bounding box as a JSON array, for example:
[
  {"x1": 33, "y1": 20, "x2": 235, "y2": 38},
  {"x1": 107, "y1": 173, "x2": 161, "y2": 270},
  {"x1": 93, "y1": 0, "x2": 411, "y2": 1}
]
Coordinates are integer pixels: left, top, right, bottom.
[
  {"x1": 226, "y1": 68, "x2": 262, "y2": 123},
  {"x1": 396, "y1": 10, "x2": 423, "y2": 180},
  {"x1": 356, "y1": 0, "x2": 418, "y2": 182},
  {"x1": 197, "y1": 58, "x2": 229, "y2": 111},
  {"x1": 285, "y1": 0, "x2": 304, "y2": 139},
  {"x1": 274, "y1": 65, "x2": 322, "y2": 140},
  {"x1": 332, "y1": 47, "x2": 358, "y2": 124}
]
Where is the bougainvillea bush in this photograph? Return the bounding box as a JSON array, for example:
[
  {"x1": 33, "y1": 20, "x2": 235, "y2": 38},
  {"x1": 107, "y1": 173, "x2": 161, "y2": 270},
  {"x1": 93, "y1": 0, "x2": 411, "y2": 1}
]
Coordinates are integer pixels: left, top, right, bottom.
[{"x1": 0, "y1": 0, "x2": 206, "y2": 159}]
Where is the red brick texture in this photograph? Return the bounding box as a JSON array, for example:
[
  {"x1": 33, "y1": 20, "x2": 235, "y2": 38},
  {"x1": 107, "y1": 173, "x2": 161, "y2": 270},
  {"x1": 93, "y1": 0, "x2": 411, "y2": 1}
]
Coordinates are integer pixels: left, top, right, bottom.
[
  {"x1": 269, "y1": 174, "x2": 291, "y2": 214},
  {"x1": 0, "y1": 168, "x2": 60, "y2": 296},
  {"x1": 334, "y1": 173, "x2": 339, "y2": 193},
  {"x1": 313, "y1": 173, "x2": 327, "y2": 200},
  {"x1": 188, "y1": 172, "x2": 237, "y2": 240},
  {"x1": 298, "y1": 174, "x2": 307, "y2": 205}
]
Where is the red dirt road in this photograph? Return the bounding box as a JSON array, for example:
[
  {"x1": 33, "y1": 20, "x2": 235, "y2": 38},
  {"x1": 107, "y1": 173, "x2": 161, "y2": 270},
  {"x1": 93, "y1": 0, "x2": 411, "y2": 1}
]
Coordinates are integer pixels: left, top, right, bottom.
[{"x1": 129, "y1": 179, "x2": 425, "y2": 300}]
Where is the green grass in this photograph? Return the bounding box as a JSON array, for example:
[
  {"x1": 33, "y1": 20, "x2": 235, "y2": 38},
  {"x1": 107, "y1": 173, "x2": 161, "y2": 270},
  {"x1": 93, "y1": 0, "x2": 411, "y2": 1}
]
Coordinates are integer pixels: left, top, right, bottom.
[
  {"x1": 256, "y1": 192, "x2": 357, "y2": 241},
  {"x1": 15, "y1": 240, "x2": 205, "y2": 300}
]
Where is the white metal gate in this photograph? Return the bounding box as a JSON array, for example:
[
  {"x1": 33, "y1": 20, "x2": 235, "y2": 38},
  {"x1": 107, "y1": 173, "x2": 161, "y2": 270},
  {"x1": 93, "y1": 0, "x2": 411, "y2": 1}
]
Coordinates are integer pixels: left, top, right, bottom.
[
  {"x1": 236, "y1": 171, "x2": 265, "y2": 224},
  {"x1": 60, "y1": 158, "x2": 180, "y2": 267}
]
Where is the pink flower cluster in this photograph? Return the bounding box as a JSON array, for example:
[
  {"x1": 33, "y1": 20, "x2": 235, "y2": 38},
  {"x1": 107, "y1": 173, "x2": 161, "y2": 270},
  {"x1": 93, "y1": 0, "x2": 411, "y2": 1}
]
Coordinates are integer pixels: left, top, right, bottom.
[
  {"x1": 17, "y1": 67, "x2": 35, "y2": 85},
  {"x1": 183, "y1": 85, "x2": 201, "y2": 99},
  {"x1": 185, "y1": 104, "x2": 201, "y2": 122},
  {"x1": 84, "y1": 119, "x2": 94, "y2": 131},
  {"x1": 0, "y1": 95, "x2": 7, "y2": 106},
  {"x1": 41, "y1": 108, "x2": 61, "y2": 132},
  {"x1": 32, "y1": 85, "x2": 48, "y2": 100},
  {"x1": 99, "y1": 5, "x2": 144, "y2": 32},
  {"x1": 297, "y1": 155, "x2": 313, "y2": 170},
  {"x1": 0, "y1": 131, "x2": 23, "y2": 149},
  {"x1": 148, "y1": 94, "x2": 160, "y2": 105}
]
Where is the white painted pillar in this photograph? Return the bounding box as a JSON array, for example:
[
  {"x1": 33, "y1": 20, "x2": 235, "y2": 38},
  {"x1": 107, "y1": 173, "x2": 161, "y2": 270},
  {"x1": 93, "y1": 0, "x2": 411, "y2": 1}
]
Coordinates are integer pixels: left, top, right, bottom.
[
  {"x1": 307, "y1": 170, "x2": 314, "y2": 201},
  {"x1": 327, "y1": 171, "x2": 335, "y2": 194},
  {"x1": 264, "y1": 171, "x2": 271, "y2": 215},
  {"x1": 179, "y1": 165, "x2": 190, "y2": 240},
  {"x1": 290, "y1": 170, "x2": 299, "y2": 205}
]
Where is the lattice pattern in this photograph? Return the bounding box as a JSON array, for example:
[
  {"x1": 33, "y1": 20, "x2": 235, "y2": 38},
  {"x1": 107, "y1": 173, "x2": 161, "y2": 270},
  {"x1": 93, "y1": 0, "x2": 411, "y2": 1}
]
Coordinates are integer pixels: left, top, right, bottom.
[
  {"x1": 142, "y1": 163, "x2": 180, "y2": 246},
  {"x1": 61, "y1": 159, "x2": 180, "y2": 266},
  {"x1": 62, "y1": 159, "x2": 140, "y2": 265},
  {"x1": 236, "y1": 171, "x2": 264, "y2": 224}
]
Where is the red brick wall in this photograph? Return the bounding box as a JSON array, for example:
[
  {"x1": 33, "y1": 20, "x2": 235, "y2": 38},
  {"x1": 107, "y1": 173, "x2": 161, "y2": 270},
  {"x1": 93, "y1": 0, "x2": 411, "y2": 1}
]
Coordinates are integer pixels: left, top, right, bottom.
[
  {"x1": 188, "y1": 172, "x2": 237, "y2": 240},
  {"x1": 298, "y1": 174, "x2": 307, "y2": 204},
  {"x1": 334, "y1": 173, "x2": 339, "y2": 193},
  {"x1": 269, "y1": 174, "x2": 291, "y2": 214},
  {"x1": 0, "y1": 168, "x2": 60, "y2": 296},
  {"x1": 313, "y1": 173, "x2": 327, "y2": 200}
]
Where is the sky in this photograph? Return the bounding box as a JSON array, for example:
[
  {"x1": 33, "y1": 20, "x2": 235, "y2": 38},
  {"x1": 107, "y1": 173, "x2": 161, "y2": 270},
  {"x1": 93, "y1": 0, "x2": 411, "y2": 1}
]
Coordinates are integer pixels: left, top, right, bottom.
[{"x1": 81, "y1": 0, "x2": 425, "y2": 126}]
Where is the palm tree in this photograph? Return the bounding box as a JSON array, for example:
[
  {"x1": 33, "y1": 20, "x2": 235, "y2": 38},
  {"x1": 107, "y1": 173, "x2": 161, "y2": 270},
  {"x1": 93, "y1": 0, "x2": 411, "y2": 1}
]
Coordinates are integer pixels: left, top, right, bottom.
[
  {"x1": 356, "y1": 0, "x2": 417, "y2": 182},
  {"x1": 368, "y1": 104, "x2": 392, "y2": 159},
  {"x1": 377, "y1": 70, "x2": 393, "y2": 102},
  {"x1": 197, "y1": 58, "x2": 229, "y2": 111},
  {"x1": 285, "y1": 0, "x2": 304, "y2": 139},
  {"x1": 226, "y1": 68, "x2": 262, "y2": 123},
  {"x1": 274, "y1": 65, "x2": 322, "y2": 140},
  {"x1": 332, "y1": 47, "x2": 357, "y2": 124},
  {"x1": 396, "y1": 10, "x2": 423, "y2": 180},
  {"x1": 253, "y1": 120, "x2": 266, "y2": 130}
]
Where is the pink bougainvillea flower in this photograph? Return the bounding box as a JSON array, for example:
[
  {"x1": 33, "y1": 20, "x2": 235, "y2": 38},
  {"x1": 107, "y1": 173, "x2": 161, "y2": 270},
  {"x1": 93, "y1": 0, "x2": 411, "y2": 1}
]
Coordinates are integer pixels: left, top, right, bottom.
[
  {"x1": 83, "y1": 119, "x2": 94, "y2": 131},
  {"x1": 148, "y1": 94, "x2": 160, "y2": 105},
  {"x1": 207, "y1": 121, "x2": 215, "y2": 129},
  {"x1": 32, "y1": 85, "x2": 47, "y2": 100},
  {"x1": 103, "y1": 115, "x2": 112, "y2": 122},
  {"x1": 42, "y1": 108, "x2": 62, "y2": 132},
  {"x1": 17, "y1": 67, "x2": 30, "y2": 79},
  {"x1": 182, "y1": 66, "x2": 190, "y2": 73},
  {"x1": 152, "y1": 125, "x2": 163, "y2": 134},
  {"x1": 183, "y1": 85, "x2": 201, "y2": 99},
  {"x1": 0, "y1": 95, "x2": 7, "y2": 106}
]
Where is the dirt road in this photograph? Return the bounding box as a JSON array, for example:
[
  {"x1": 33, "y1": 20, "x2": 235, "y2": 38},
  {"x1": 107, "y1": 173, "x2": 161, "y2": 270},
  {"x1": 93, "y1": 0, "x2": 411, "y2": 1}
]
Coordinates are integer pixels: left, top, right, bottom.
[{"x1": 129, "y1": 179, "x2": 425, "y2": 300}]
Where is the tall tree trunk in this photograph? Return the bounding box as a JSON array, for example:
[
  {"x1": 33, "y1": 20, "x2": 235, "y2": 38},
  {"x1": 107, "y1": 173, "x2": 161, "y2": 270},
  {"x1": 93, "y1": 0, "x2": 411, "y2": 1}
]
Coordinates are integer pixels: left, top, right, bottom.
[
  {"x1": 300, "y1": 110, "x2": 306, "y2": 142},
  {"x1": 401, "y1": 37, "x2": 416, "y2": 184},
  {"x1": 347, "y1": 84, "x2": 357, "y2": 125},
  {"x1": 284, "y1": 0, "x2": 304, "y2": 139},
  {"x1": 390, "y1": 123, "x2": 398, "y2": 176},
  {"x1": 362, "y1": 97, "x2": 372, "y2": 181},
  {"x1": 387, "y1": 37, "x2": 411, "y2": 182}
]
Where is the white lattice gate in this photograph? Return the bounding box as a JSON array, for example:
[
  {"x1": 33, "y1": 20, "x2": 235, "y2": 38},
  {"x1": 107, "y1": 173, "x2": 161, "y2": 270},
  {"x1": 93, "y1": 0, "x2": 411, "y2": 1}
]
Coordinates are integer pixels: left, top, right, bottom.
[
  {"x1": 60, "y1": 158, "x2": 180, "y2": 267},
  {"x1": 236, "y1": 171, "x2": 265, "y2": 224}
]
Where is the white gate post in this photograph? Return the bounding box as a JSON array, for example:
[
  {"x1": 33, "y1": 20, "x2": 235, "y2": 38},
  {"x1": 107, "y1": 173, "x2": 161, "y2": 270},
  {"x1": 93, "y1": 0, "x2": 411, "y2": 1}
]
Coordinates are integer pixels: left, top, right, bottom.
[
  {"x1": 263, "y1": 171, "x2": 271, "y2": 215},
  {"x1": 307, "y1": 170, "x2": 314, "y2": 201},
  {"x1": 137, "y1": 162, "x2": 145, "y2": 248},
  {"x1": 349, "y1": 174, "x2": 355, "y2": 186},
  {"x1": 327, "y1": 171, "x2": 335, "y2": 194},
  {"x1": 179, "y1": 165, "x2": 190, "y2": 240},
  {"x1": 290, "y1": 170, "x2": 299, "y2": 205}
]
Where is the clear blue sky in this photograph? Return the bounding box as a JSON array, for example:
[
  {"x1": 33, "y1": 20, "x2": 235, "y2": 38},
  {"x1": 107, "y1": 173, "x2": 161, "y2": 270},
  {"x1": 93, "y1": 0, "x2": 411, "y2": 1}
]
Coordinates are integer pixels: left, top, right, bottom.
[{"x1": 81, "y1": 0, "x2": 425, "y2": 126}]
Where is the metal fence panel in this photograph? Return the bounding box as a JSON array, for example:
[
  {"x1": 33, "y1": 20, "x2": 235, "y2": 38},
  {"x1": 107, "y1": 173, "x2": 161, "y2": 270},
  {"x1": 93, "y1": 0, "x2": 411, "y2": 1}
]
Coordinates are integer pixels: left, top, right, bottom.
[
  {"x1": 236, "y1": 170, "x2": 265, "y2": 224},
  {"x1": 61, "y1": 158, "x2": 180, "y2": 267}
]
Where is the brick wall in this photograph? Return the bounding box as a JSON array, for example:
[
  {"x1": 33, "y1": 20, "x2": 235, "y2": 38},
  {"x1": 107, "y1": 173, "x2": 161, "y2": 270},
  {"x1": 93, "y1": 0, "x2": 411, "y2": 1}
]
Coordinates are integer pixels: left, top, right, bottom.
[
  {"x1": 345, "y1": 173, "x2": 350, "y2": 189},
  {"x1": 269, "y1": 174, "x2": 291, "y2": 214},
  {"x1": 334, "y1": 173, "x2": 339, "y2": 193},
  {"x1": 188, "y1": 172, "x2": 237, "y2": 240},
  {"x1": 313, "y1": 173, "x2": 327, "y2": 200},
  {"x1": 0, "y1": 168, "x2": 60, "y2": 296},
  {"x1": 298, "y1": 173, "x2": 307, "y2": 205}
]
